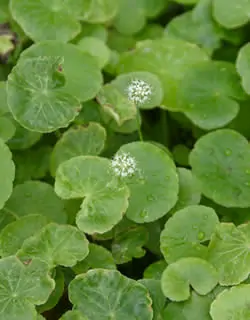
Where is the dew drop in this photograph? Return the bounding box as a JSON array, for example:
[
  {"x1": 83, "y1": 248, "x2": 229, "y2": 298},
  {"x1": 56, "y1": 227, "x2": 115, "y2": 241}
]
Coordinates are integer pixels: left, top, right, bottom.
[
  {"x1": 198, "y1": 232, "x2": 205, "y2": 240},
  {"x1": 245, "y1": 181, "x2": 250, "y2": 186},
  {"x1": 140, "y1": 209, "x2": 148, "y2": 218},
  {"x1": 225, "y1": 149, "x2": 232, "y2": 156},
  {"x1": 192, "y1": 225, "x2": 198, "y2": 230},
  {"x1": 246, "y1": 169, "x2": 250, "y2": 175},
  {"x1": 203, "y1": 215, "x2": 208, "y2": 220}
]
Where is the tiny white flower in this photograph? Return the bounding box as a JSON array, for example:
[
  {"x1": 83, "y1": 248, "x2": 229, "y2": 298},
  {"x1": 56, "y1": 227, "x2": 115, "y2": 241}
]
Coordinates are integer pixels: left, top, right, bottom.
[
  {"x1": 111, "y1": 152, "x2": 137, "y2": 178},
  {"x1": 127, "y1": 79, "x2": 152, "y2": 105}
]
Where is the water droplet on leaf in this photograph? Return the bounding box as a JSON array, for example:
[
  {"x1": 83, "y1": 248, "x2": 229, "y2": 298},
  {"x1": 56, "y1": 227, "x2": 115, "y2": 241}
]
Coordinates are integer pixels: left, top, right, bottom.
[
  {"x1": 225, "y1": 149, "x2": 232, "y2": 156},
  {"x1": 140, "y1": 209, "x2": 148, "y2": 218},
  {"x1": 198, "y1": 232, "x2": 205, "y2": 240}
]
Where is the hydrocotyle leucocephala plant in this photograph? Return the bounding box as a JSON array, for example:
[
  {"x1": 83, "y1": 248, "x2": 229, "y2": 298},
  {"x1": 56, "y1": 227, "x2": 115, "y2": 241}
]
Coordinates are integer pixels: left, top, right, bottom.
[{"x1": 0, "y1": 0, "x2": 250, "y2": 319}]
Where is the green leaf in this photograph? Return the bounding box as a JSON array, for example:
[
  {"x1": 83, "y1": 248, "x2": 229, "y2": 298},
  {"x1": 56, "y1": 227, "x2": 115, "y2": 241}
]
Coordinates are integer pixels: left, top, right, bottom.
[
  {"x1": 0, "y1": 81, "x2": 9, "y2": 115},
  {"x1": 0, "y1": 256, "x2": 55, "y2": 320},
  {"x1": 37, "y1": 268, "x2": 64, "y2": 313},
  {"x1": 164, "y1": 289, "x2": 220, "y2": 320},
  {"x1": 189, "y1": 129, "x2": 250, "y2": 207},
  {"x1": 7, "y1": 123, "x2": 42, "y2": 150},
  {"x1": 77, "y1": 37, "x2": 111, "y2": 68},
  {"x1": 178, "y1": 61, "x2": 246, "y2": 130},
  {"x1": 115, "y1": 141, "x2": 178, "y2": 223},
  {"x1": 0, "y1": 116, "x2": 16, "y2": 142},
  {"x1": 112, "y1": 225, "x2": 148, "y2": 264},
  {"x1": 69, "y1": 269, "x2": 153, "y2": 320},
  {"x1": 10, "y1": 0, "x2": 83, "y2": 42},
  {"x1": 161, "y1": 257, "x2": 218, "y2": 301},
  {"x1": 172, "y1": 145, "x2": 190, "y2": 167},
  {"x1": 50, "y1": 123, "x2": 106, "y2": 176},
  {"x1": 55, "y1": 156, "x2": 129, "y2": 234},
  {"x1": 0, "y1": 214, "x2": 49, "y2": 257},
  {"x1": 208, "y1": 222, "x2": 250, "y2": 285},
  {"x1": 236, "y1": 43, "x2": 250, "y2": 95},
  {"x1": 212, "y1": 0, "x2": 250, "y2": 29},
  {"x1": 79, "y1": 0, "x2": 118, "y2": 23},
  {"x1": 210, "y1": 285, "x2": 250, "y2": 320},
  {"x1": 17, "y1": 223, "x2": 89, "y2": 269},
  {"x1": 160, "y1": 205, "x2": 219, "y2": 264},
  {"x1": 166, "y1": 0, "x2": 243, "y2": 55},
  {"x1": 144, "y1": 260, "x2": 167, "y2": 280},
  {"x1": 143, "y1": 0, "x2": 167, "y2": 18},
  {"x1": 73, "y1": 243, "x2": 116, "y2": 274},
  {"x1": 20, "y1": 41, "x2": 103, "y2": 103},
  {"x1": 0, "y1": 138, "x2": 15, "y2": 210},
  {"x1": 139, "y1": 279, "x2": 166, "y2": 320},
  {"x1": 145, "y1": 220, "x2": 163, "y2": 255},
  {"x1": 14, "y1": 145, "x2": 52, "y2": 183},
  {"x1": 7, "y1": 56, "x2": 81, "y2": 132},
  {"x1": 117, "y1": 37, "x2": 208, "y2": 110},
  {"x1": 114, "y1": 0, "x2": 146, "y2": 35},
  {"x1": 78, "y1": 23, "x2": 108, "y2": 42},
  {"x1": 171, "y1": 168, "x2": 201, "y2": 213},
  {"x1": 97, "y1": 82, "x2": 138, "y2": 132},
  {"x1": 1, "y1": 180, "x2": 67, "y2": 224},
  {"x1": 60, "y1": 310, "x2": 88, "y2": 320}
]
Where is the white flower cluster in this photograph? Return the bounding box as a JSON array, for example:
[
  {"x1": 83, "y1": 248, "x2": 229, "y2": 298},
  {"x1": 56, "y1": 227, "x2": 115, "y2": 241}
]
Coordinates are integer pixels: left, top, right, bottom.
[
  {"x1": 111, "y1": 152, "x2": 137, "y2": 178},
  {"x1": 127, "y1": 79, "x2": 152, "y2": 105}
]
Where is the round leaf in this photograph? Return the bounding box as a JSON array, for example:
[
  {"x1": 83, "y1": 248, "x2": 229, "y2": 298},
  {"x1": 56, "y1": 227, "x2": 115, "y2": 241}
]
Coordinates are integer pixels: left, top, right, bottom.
[
  {"x1": 10, "y1": 0, "x2": 82, "y2": 42},
  {"x1": 1, "y1": 180, "x2": 67, "y2": 224},
  {"x1": 114, "y1": 0, "x2": 146, "y2": 35},
  {"x1": 14, "y1": 145, "x2": 52, "y2": 184},
  {"x1": 164, "y1": 289, "x2": 220, "y2": 320},
  {"x1": 160, "y1": 205, "x2": 219, "y2": 263},
  {"x1": 77, "y1": 37, "x2": 111, "y2": 68},
  {"x1": 7, "y1": 123, "x2": 42, "y2": 150},
  {"x1": 69, "y1": 269, "x2": 153, "y2": 320},
  {"x1": 138, "y1": 279, "x2": 166, "y2": 320},
  {"x1": 116, "y1": 142, "x2": 178, "y2": 223},
  {"x1": 55, "y1": 156, "x2": 130, "y2": 234},
  {"x1": 210, "y1": 285, "x2": 250, "y2": 320},
  {"x1": 0, "y1": 138, "x2": 15, "y2": 210},
  {"x1": 0, "y1": 256, "x2": 55, "y2": 320},
  {"x1": 0, "y1": 116, "x2": 15, "y2": 142},
  {"x1": 171, "y1": 168, "x2": 201, "y2": 213},
  {"x1": 236, "y1": 43, "x2": 250, "y2": 95},
  {"x1": 161, "y1": 257, "x2": 218, "y2": 302},
  {"x1": 19, "y1": 41, "x2": 103, "y2": 103},
  {"x1": 144, "y1": 260, "x2": 167, "y2": 280},
  {"x1": 50, "y1": 123, "x2": 106, "y2": 176},
  {"x1": 189, "y1": 129, "x2": 250, "y2": 207},
  {"x1": 37, "y1": 268, "x2": 64, "y2": 313},
  {"x1": 117, "y1": 37, "x2": 208, "y2": 110},
  {"x1": 178, "y1": 61, "x2": 246, "y2": 130},
  {"x1": 17, "y1": 223, "x2": 89, "y2": 269},
  {"x1": 112, "y1": 225, "x2": 148, "y2": 264},
  {"x1": 208, "y1": 222, "x2": 250, "y2": 285},
  {"x1": 213, "y1": 0, "x2": 250, "y2": 29},
  {"x1": 7, "y1": 56, "x2": 81, "y2": 132},
  {"x1": 73, "y1": 243, "x2": 116, "y2": 274},
  {"x1": 60, "y1": 310, "x2": 88, "y2": 320},
  {"x1": 166, "y1": 0, "x2": 243, "y2": 55},
  {"x1": 0, "y1": 214, "x2": 49, "y2": 257},
  {"x1": 79, "y1": 0, "x2": 118, "y2": 23}
]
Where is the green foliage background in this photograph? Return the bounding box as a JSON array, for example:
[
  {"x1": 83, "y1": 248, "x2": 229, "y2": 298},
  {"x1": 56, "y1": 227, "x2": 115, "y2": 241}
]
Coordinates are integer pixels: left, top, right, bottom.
[{"x1": 0, "y1": 0, "x2": 250, "y2": 319}]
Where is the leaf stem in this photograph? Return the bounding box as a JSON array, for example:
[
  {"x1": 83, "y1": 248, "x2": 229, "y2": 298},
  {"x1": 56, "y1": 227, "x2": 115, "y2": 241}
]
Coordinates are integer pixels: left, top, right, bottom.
[{"x1": 136, "y1": 106, "x2": 143, "y2": 141}]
